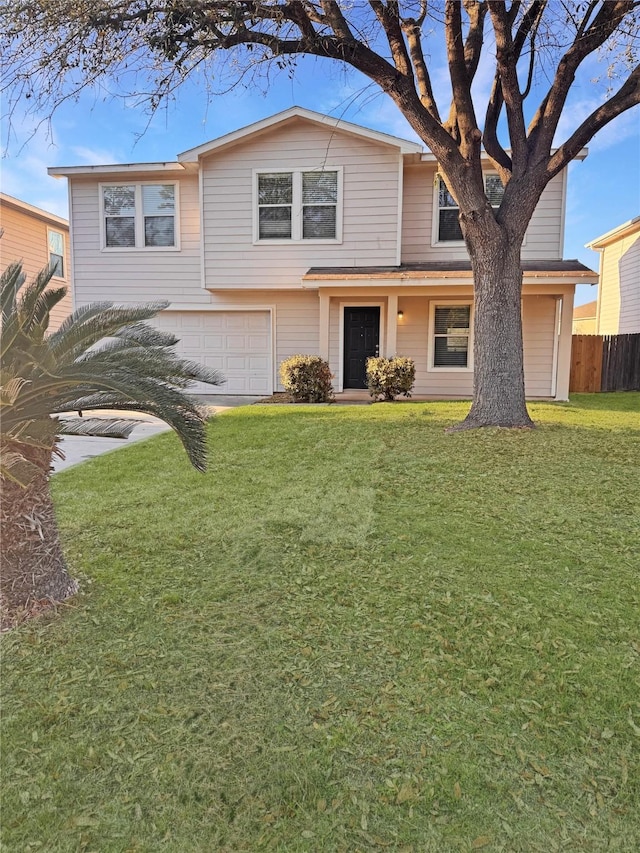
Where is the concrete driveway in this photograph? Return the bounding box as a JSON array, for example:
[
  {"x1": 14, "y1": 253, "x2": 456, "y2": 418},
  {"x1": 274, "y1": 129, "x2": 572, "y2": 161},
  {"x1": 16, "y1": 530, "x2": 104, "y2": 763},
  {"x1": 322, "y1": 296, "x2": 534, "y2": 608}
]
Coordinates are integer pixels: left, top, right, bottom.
[{"x1": 52, "y1": 396, "x2": 262, "y2": 473}]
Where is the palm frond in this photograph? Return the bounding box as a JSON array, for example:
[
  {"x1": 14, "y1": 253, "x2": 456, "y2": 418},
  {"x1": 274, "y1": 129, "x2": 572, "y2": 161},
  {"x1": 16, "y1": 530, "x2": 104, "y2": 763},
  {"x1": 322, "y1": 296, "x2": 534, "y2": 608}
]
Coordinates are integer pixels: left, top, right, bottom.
[
  {"x1": 0, "y1": 261, "x2": 24, "y2": 325},
  {"x1": 1, "y1": 263, "x2": 224, "y2": 484},
  {"x1": 47, "y1": 302, "x2": 170, "y2": 364},
  {"x1": 58, "y1": 417, "x2": 137, "y2": 439},
  {"x1": 0, "y1": 448, "x2": 42, "y2": 487}
]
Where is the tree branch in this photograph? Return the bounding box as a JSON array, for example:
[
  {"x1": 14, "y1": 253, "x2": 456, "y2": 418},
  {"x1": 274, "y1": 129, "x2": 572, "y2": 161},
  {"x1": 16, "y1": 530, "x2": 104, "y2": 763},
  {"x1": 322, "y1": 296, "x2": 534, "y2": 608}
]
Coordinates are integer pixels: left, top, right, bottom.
[
  {"x1": 368, "y1": 0, "x2": 412, "y2": 76},
  {"x1": 444, "y1": 0, "x2": 481, "y2": 161},
  {"x1": 483, "y1": 0, "x2": 547, "y2": 176},
  {"x1": 546, "y1": 63, "x2": 640, "y2": 178},
  {"x1": 487, "y1": 0, "x2": 528, "y2": 175},
  {"x1": 529, "y1": 1, "x2": 635, "y2": 160}
]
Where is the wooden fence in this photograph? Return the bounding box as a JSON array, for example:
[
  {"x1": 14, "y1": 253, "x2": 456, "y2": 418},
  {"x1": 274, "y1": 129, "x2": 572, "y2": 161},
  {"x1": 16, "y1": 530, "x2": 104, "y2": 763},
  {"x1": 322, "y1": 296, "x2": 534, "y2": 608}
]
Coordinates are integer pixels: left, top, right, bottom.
[{"x1": 570, "y1": 333, "x2": 640, "y2": 393}]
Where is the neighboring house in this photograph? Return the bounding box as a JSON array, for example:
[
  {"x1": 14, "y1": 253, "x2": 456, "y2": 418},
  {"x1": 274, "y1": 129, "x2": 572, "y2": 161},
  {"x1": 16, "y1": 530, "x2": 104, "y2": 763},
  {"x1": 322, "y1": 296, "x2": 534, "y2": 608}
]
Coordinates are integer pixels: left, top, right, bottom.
[
  {"x1": 572, "y1": 300, "x2": 598, "y2": 335},
  {"x1": 587, "y1": 217, "x2": 640, "y2": 335},
  {"x1": 48, "y1": 107, "x2": 597, "y2": 399},
  {"x1": 0, "y1": 193, "x2": 72, "y2": 332}
]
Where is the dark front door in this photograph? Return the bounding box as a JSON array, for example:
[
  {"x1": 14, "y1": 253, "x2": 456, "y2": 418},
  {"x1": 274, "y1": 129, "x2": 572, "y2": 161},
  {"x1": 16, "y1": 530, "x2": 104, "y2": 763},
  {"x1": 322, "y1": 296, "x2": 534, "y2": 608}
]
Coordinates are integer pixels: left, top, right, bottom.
[{"x1": 344, "y1": 307, "x2": 380, "y2": 389}]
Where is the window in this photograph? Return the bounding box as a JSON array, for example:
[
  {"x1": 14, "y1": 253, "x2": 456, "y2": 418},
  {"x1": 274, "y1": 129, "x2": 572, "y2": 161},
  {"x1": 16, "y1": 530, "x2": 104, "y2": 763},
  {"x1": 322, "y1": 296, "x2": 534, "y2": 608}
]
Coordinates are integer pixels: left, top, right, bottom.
[
  {"x1": 256, "y1": 169, "x2": 340, "y2": 241},
  {"x1": 431, "y1": 303, "x2": 472, "y2": 369},
  {"x1": 102, "y1": 183, "x2": 177, "y2": 249},
  {"x1": 435, "y1": 174, "x2": 505, "y2": 243},
  {"x1": 48, "y1": 230, "x2": 65, "y2": 277}
]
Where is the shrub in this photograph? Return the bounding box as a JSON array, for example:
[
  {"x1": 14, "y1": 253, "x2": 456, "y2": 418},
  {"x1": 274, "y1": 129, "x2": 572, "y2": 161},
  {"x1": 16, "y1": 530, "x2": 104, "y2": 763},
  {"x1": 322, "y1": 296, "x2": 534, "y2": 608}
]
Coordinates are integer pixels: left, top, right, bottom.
[
  {"x1": 279, "y1": 355, "x2": 334, "y2": 402},
  {"x1": 366, "y1": 356, "x2": 416, "y2": 402}
]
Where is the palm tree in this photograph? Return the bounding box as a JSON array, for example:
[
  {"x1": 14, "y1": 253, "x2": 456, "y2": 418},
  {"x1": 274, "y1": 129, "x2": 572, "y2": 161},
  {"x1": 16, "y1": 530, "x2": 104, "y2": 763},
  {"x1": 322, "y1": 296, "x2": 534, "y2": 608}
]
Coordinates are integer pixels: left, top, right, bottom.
[{"x1": 1, "y1": 262, "x2": 222, "y2": 623}]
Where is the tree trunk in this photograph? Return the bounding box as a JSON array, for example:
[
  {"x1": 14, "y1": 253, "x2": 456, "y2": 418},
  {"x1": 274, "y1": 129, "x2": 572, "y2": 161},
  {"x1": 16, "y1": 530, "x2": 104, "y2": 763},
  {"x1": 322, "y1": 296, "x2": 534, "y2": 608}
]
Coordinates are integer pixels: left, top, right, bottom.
[
  {"x1": 455, "y1": 227, "x2": 534, "y2": 430},
  {"x1": 1, "y1": 445, "x2": 77, "y2": 623}
]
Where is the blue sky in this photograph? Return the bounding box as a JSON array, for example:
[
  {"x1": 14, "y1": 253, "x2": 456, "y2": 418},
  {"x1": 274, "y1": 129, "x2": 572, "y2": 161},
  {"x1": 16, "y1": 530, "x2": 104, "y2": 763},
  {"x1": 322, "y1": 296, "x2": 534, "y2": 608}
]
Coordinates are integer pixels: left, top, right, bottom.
[{"x1": 2, "y1": 50, "x2": 639, "y2": 306}]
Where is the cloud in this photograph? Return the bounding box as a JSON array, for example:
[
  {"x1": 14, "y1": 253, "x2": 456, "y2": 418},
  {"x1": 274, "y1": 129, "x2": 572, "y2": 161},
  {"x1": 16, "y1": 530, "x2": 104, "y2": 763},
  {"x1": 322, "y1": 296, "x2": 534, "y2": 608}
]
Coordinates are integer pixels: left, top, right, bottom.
[
  {"x1": 555, "y1": 96, "x2": 640, "y2": 152},
  {"x1": 70, "y1": 145, "x2": 120, "y2": 166}
]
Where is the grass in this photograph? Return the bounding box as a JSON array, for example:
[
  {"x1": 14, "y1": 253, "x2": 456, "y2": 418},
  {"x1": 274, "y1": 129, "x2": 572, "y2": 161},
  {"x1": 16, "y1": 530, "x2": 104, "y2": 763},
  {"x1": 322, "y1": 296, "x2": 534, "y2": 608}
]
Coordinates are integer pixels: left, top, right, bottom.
[{"x1": 2, "y1": 393, "x2": 639, "y2": 852}]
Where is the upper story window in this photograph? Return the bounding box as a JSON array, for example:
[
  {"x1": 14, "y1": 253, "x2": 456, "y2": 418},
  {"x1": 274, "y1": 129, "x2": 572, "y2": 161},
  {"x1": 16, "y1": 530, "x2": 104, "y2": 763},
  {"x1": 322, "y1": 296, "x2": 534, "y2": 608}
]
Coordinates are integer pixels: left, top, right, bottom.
[
  {"x1": 102, "y1": 183, "x2": 177, "y2": 249},
  {"x1": 255, "y1": 169, "x2": 341, "y2": 242},
  {"x1": 48, "y1": 229, "x2": 65, "y2": 277},
  {"x1": 435, "y1": 174, "x2": 505, "y2": 243}
]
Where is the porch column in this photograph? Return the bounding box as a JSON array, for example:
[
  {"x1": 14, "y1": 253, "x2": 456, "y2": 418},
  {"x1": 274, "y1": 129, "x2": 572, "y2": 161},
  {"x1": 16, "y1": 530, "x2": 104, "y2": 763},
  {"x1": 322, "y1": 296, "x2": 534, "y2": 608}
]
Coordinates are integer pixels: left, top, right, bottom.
[
  {"x1": 386, "y1": 293, "x2": 398, "y2": 357},
  {"x1": 555, "y1": 292, "x2": 574, "y2": 401},
  {"x1": 319, "y1": 292, "x2": 330, "y2": 361}
]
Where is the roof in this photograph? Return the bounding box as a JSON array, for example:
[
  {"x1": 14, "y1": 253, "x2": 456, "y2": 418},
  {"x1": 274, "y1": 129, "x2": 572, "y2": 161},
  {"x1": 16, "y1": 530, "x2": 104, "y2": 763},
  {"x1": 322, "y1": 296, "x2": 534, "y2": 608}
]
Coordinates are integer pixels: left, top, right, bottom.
[
  {"x1": 586, "y1": 216, "x2": 640, "y2": 250},
  {"x1": 0, "y1": 193, "x2": 68, "y2": 229},
  {"x1": 304, "y1": 260, "x2": 598, "y2": 281},
  {"x1": 177, "y1": 106, "x2": 424, "y2": 161},
  {"x1": 48, "y1": 162, "x2": 187, "y2": 178},
  {"x1": 573, "y1": 300, "x2": 598, "y2": 319}
]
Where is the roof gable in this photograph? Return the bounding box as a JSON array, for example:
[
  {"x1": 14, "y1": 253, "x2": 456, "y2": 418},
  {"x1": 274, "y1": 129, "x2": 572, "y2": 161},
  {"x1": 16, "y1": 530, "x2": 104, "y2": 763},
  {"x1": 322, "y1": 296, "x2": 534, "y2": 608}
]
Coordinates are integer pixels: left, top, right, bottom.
[{"x1": 178, "y1": 106, "x2": 423, "y2": 162}]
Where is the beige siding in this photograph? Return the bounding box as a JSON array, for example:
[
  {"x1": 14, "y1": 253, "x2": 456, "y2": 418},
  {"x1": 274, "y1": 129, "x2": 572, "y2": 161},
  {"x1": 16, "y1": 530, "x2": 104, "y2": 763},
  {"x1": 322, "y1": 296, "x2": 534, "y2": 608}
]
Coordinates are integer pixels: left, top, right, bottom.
[
  {"x1": 598, "y1": 234, "x2": 640, "y2": 334},
  {"x1": 0, "y1": 199, "x2": 71, "y2": 331},
  {"x1": 397, "y1": 295, "x2": 474, "y2": 397},
  {"x1": 522, "y1": 296, "x2": 557, "y2": 397},
  {"x1": 401, "y1": 163, "x2": 565, "y2": 263},
  {"x1": 69, "y1": 172, "x2": 205, "y2": 307},
  {"x1": 152, "y1": 290, "x2": 319, "y2": 393},
  {"x1": 202, "y1": 117, "x2": 401, "y2": 291},
  {"x1": 326, "y1": 289, "x2": 558, "y2": 397}
]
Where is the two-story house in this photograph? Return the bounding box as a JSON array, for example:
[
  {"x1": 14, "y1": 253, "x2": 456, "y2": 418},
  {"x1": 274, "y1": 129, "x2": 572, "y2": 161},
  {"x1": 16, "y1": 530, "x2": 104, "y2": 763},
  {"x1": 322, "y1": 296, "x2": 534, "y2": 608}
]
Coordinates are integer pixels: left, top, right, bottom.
[
  {"x1": 0, "y1": 193, "x2": 72, "y2": 332},
  {"x1": 48, "y1": 107, "x2": 597, "y2": 398}
]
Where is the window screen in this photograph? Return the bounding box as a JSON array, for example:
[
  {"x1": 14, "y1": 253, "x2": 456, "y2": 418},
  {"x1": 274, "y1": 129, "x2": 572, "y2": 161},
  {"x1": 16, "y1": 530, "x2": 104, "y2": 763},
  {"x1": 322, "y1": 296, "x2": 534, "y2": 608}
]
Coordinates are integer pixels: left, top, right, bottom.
[
  {"x1": 433, "y1": 305, "x2": 471, "y2": 367},
  {"x1": 302, "y1": 171, "x2": 338, "y2": 239},
  {"x1": 48, "y1": 230, "x2": 64, "y2": 277},
  {"x1": 143, "y1": 184, "x2": 175, "y2": 247},
  {"x1": 258, "y1": 173, "x2": 293, "y2": 239},
  {"x1": 104, "y1": 186, "x2": 136, "y2": 248}
]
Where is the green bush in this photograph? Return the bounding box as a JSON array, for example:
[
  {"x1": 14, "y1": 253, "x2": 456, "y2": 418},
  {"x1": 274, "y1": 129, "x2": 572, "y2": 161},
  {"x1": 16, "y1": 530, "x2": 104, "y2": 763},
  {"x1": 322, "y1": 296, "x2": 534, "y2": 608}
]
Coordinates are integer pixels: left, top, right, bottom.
[
  {"x1": 279, "y1": 355, "x2": 334, "y2": 402},
  {"x1": 366, "y1": 356, "x2": 416, "y2": 402}
]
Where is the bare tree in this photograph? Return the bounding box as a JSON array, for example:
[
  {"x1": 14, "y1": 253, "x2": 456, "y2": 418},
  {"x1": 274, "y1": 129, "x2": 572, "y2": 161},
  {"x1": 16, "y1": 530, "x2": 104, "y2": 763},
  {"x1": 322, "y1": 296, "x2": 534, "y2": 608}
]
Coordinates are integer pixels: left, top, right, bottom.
[{"x1": 2, "y1": 1, "x2": 639, "y2": 428}]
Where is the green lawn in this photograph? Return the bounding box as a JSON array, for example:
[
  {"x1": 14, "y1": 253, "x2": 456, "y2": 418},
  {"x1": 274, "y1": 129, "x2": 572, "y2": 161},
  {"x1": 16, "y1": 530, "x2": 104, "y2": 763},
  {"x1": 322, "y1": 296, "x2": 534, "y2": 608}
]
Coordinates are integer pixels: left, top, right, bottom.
[{"x1": 2, "y1": 394, "x2": 639, "y2": 852}]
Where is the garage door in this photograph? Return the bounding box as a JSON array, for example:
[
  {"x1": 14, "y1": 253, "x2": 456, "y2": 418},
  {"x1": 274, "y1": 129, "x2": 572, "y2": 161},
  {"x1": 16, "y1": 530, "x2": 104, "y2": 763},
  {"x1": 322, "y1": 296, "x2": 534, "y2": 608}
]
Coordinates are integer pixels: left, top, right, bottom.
[{"x1": 155, "y1": 311, "x2": 272, "y2": 394}]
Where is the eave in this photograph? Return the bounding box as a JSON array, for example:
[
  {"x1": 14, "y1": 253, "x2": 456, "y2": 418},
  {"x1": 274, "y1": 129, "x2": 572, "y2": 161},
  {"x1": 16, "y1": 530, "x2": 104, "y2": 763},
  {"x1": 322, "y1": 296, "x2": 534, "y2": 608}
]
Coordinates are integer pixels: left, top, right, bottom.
[{"x1": 47, "y1": 162, "x2": 191, "y2": 178}]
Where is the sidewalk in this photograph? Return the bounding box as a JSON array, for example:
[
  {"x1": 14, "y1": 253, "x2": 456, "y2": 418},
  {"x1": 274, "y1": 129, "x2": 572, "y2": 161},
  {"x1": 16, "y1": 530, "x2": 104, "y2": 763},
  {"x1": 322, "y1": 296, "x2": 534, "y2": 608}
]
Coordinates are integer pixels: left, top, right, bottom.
[{"x1": 52, "y1": 396, "x2": 263, "y2": 473}]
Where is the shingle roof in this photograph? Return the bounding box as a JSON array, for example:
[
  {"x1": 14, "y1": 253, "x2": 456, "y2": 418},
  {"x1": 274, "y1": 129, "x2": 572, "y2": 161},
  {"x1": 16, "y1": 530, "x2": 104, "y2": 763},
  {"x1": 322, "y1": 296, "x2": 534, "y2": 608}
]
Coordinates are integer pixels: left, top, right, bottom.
[{"x1": 304, "y1": 260, "x2": 597, "y2": 279}]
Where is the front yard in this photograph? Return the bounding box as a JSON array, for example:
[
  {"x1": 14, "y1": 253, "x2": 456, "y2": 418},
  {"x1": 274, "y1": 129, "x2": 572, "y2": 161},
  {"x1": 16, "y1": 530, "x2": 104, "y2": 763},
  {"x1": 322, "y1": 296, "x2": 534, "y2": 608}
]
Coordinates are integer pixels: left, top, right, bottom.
[{"x1": 2, "y1": 394, "x2": 639, "y2": 851}]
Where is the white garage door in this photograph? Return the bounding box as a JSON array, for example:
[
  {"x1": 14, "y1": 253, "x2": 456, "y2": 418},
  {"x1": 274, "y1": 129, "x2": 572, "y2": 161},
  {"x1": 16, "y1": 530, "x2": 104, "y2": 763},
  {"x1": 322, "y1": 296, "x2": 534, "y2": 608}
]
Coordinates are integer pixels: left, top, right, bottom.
[{"x1": 155, "y1": 311, "x2": 272, "y2": 395}]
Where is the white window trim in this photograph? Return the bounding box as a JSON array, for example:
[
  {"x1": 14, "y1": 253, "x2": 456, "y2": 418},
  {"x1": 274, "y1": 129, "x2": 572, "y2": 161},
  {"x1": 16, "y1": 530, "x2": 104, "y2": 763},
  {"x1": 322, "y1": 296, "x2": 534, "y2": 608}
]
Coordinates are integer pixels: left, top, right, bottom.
[
  {"x1": 47, "y1": 228, "x2": 66, "y2": 280},
  {"x1": 252, "y1": 167, "x2": 343, "y2": 245},
  {"x1": 99, "y1": 181, "x2": 180, "y2": 252},
  {"x1": 431, "y1": 173, "x2": 523, "y2": 248},
  {"x1": 427, "y1": 300, "x2": 474, "y2": 372}
]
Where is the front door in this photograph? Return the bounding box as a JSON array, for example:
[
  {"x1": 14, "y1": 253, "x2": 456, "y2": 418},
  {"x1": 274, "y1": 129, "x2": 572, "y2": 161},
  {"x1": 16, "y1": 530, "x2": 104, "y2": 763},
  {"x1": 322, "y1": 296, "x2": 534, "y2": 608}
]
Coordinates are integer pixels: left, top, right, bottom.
[{"x1": 343, "y1": 307, "x2": 380, "y2": 389}]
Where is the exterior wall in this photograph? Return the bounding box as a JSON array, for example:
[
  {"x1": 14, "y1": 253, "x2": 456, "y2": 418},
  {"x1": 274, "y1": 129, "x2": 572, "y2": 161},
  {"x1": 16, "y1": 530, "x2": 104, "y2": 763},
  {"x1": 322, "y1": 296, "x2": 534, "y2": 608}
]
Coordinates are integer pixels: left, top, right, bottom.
[
  {"x1": 153, "y1": 289, "x2": 319, "y2": 393},
  {"x1": 522, "y1": 296, "x2": 557, "y2": 397},
  {"x1": 0, "y1": 197, "x2": 72, "y2": 331},
  {"x1": 597, "y1": 233, "x2": 640, "y2": 334},
  {"x1": 201, "y1": 117, "x2": 401, "y2": 291},
  {"x1": 69, "y1": 171, "x2": 206, "y2": 307},
  {"x1": 572, "y1": 316, "x2": 597, "y2": 334},
  {"x1": 401, "y1": 163, "x2": 565, "y2": 263},
  {"x1": 325, "y1": 288, "x2": 562, "y2": 398}
]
